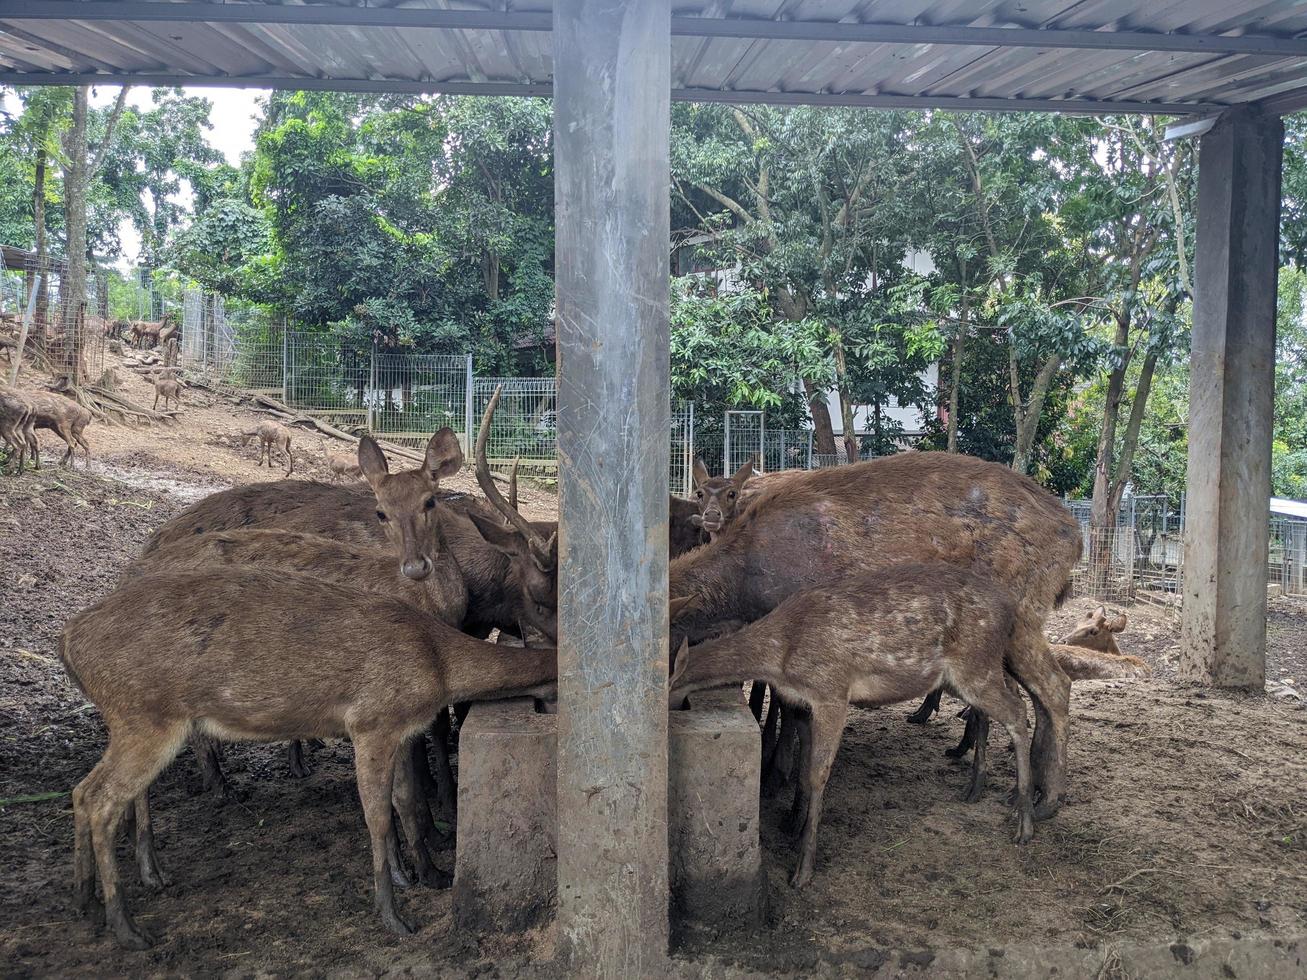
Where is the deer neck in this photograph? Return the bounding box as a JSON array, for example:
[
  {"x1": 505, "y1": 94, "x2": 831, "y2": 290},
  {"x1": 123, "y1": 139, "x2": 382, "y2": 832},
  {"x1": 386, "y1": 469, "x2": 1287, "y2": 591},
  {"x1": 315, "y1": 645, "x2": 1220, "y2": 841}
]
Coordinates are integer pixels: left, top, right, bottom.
[
  {"x1": 438, "y1": 633, "x2": 557, "y2": 705},
  {"x1": 670, "y1": 539, "x2": 750, "y2": 634},
  {"x1": 675, "y1": 624, "x2": 786, "y2": 699}
]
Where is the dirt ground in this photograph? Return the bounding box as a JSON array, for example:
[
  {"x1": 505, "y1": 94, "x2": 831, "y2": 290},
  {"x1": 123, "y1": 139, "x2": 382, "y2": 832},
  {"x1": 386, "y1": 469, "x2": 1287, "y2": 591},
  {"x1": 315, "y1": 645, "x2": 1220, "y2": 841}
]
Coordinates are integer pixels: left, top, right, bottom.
[{"x1": 2, "y1": 354, "x2": 1306, "y2": 977}]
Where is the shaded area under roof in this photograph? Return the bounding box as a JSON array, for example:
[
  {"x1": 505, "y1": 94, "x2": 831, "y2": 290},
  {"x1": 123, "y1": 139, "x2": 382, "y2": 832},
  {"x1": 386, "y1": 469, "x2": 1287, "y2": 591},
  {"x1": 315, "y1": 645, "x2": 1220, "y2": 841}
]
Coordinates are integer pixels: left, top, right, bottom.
[{"x1": 3, "y1": 1, "x2": 1307, "y2": 115}]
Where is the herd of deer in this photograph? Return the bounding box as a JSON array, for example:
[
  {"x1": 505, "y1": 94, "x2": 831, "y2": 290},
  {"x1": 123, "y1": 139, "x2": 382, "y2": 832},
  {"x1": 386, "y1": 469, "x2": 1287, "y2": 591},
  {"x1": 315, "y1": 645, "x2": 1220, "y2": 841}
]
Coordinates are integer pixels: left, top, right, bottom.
[{"x1": 52, "y1": 386, "x2": 1148, "y2": 948}]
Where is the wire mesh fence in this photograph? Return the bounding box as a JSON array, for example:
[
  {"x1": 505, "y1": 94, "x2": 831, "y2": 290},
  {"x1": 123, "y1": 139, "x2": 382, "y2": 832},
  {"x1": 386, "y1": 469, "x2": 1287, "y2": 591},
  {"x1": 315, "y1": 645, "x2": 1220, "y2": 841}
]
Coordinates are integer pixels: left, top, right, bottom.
[
  {"x1": 372, "y1": 352, "x2": 470, "y2": 451},
  {"x1": 473, "y1": 377, "x2": 557, "y2": 477},
  {"x1": 1, "y1": 251, "x2": 107, "y2": 386},
  {"x1": 670, "y1": 402, "x2": 695, "y2": 498},
  {"x1": 1269, "y1": 518, "x2": 1307, "y2": 598}
]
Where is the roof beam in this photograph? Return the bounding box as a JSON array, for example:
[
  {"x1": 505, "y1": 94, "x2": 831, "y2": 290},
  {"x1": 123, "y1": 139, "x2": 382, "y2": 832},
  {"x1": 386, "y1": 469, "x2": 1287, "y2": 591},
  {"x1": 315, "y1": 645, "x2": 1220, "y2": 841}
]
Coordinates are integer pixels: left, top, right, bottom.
[
  {"x1": 1256, "y1": 85, "x2": 1307, "y2": 115},
  {"x1": 0, "y1": 70, "x2": 1218, "y2": 114},
  {"x1": 2, "y1": 3, "x2": 1306, "y2": 58}
]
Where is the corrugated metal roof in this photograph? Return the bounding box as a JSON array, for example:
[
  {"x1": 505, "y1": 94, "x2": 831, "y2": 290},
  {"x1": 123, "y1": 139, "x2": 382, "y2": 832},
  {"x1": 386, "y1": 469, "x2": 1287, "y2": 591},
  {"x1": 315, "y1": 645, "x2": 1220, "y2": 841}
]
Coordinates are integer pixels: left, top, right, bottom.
[{"x1": 3, "y1": 1, "x2": 1307, "y2": 114}]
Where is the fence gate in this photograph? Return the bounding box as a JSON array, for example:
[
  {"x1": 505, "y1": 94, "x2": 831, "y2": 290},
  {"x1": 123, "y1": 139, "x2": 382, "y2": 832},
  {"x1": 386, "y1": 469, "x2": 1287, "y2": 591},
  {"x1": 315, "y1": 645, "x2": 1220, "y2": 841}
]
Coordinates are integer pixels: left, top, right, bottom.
[
  {"x1": 723, "y1": 410, "x2": 763, "y2": 476},
  {"x1": 670, "y1": 401, "x2": 695, "y2": 498}
]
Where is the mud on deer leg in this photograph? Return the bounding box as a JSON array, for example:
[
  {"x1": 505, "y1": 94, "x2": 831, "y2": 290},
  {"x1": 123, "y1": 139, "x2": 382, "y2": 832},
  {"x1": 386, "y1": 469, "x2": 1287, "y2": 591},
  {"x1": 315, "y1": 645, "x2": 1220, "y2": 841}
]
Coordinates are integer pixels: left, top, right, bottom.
[
  {"x1": 287, "y1": 740, "x2": 312, "y2": 779},
  {"x1": 906, "y1": 688, "x2": 943, "y2": 724},
  {"x1": 72, "y1": 763, "x2": 105, "y2": 919},
  {"x1": 392, "y1": 741, "x2": 446, "y2": 888},
  {"x1": 352, "y1": 731, "x2": 415, "y2": 935}
]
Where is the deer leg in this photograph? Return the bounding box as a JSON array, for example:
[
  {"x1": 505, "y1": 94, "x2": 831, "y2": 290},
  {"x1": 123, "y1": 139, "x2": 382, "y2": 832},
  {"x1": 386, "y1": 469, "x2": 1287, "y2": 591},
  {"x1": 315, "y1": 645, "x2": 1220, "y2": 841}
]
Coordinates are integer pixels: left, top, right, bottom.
[
  {"x1": 87, "y1": 723, "x2": 185, "y2": 949},
  {"x1": 906, "y1": 688, "x2": 943, "y2": 724},
  {"x1": 189, "y1": 732, "x2": 234, "y2": 798},
  {"x1": 392, "y1": 741, "x2": 448, "y2": 888},
  {"x1": 760, "y1": 698, "x2": 783, "y2": 796},
  {"x1": 748, "y1": 682, "x2": 766, "y2": 722},
  {"x1": 784, "y1": 705, "x2": 812, "y2": 836},
  {"x1": 132, "y1": 789, "x2": 167, "y2": 891},
  {"x1": 961, "y1": 711, "x2": 991, "y2": 804},
  {"x1": 945, "y1": 708, "x2": 979, "y2": 759},
  {"x1": 789, "y1": 700, "x2": 848, "y2": 889},
  {"x1": 428, "y1": 710, "x2": 457, "y2": 820},
  {"x1": 153, "y1": 391, "x2": 160, "y2": 411},
  {"x1": 351, "y1": 730, "x2": 415, "y2": 935},
  {"x1": 958, "y1": 671, "x2": 1034, "y2": 843},
  {"x1": 72, "y1": 758, "x2": 108, "y2": 919},
  {"x1": 287, "y1": 740, "x2": 312, "y2": 778}
]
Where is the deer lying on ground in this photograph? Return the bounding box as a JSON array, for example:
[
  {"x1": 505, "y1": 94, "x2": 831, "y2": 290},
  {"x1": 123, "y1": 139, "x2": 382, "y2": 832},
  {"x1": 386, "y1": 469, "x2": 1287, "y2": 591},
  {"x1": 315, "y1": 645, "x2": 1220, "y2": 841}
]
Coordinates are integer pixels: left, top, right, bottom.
[
  {"x1": 909, "y1": 604, "x2": 1145, "y2": 733},
  {"x1": 24, "y1": 390, "x2": 92, "y2": 469},
  {"x1": 241, "y1": 421, "x2": 294, "y2": 476},
  {"x1": 152, "y1": 377, "x2": 182, "y2": 412},
  {"x1": 670, "y1": 451, "x2": 1081, "y2": 817},
  {"x1": 0, "y1": 384, "x2": 35, "y2": 474},
  {"x1": 61, "y1": 567, "x2": 557, "y2": 949},
  {"x1": 670, "y1": 563, "x2": 1044, "y2": 888}
]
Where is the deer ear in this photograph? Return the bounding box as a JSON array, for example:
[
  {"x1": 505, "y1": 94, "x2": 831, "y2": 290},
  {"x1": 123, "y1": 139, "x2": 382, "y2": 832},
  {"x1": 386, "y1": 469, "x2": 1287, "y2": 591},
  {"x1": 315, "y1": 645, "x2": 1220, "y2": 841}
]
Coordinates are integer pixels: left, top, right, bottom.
[
  {"x1": 424, "y1": 427, "x2": 464, "y2": 481},
  {"x1": 357, "y1": 436, "x2": 389, "y2": 487},
  {"x1": 669, "y1": 595, "x2": 694, "y2": 620},
  {"x1": 732, "y1": 457, "x2": 755, "y2": 486},
  {"x1": 1108, "y1": 613, "x2": 1128, "y2": 632},
  {"x1": 1092, "y1": 605, "x2": 1106, "y2": 619},
  {"x1": 466, "y1": 510, "x2": 527, "y2": 555},
  {"x1": 670, "y1": 637, "x2": 690, "y2": 687},
  {"x1": 692, "y1": 458, "x2": 709, "y2": 488}
]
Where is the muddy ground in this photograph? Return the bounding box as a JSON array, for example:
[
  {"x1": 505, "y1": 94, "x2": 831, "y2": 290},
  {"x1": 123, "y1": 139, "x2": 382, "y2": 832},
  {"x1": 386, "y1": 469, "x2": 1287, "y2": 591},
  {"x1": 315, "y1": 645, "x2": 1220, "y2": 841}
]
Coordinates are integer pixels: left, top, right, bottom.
[{"x1": 2, "y1": 359, "x2": 1306, "y2": 977}]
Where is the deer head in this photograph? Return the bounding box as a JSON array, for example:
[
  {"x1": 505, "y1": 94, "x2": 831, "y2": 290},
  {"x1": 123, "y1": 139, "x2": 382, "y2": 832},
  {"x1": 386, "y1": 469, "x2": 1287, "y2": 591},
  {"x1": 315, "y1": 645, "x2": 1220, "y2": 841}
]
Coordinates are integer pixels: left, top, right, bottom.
[
  {"x1": 358, "y1": 428, "x2": 464, "y2": 581},
  {"x1": 690, "y1": 455, "x2": 755, "y2": 536},
  {"x1": 1060, "y1": 605, "x2": 1128, "y2": 652}
]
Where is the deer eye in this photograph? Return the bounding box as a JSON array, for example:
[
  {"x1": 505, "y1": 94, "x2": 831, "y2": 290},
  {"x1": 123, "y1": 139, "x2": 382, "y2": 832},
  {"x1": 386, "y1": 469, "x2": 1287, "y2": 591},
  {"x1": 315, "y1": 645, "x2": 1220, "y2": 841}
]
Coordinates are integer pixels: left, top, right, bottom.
[
  {"x1": 727, "y1": 491, "x2": 736, "y2": 499},
  {"x1": 424, "y1": 496, "x2": 436, "y2": 511},
  {"x1": 694, "y1": 490, "x2": 703, "y2": 499},
  {"x1": 376, "y1": 510, "x2": 388, "y2": 523},
  {"x1": 1089, "y1": 627, "x2": 1099, "y2": 635}
]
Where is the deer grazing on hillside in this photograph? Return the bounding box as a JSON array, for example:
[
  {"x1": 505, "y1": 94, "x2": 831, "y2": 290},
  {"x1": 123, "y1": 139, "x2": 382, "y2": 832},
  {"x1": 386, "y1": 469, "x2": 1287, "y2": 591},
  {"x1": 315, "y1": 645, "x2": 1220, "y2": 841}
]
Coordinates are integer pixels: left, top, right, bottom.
[
  {"x1": 127, "y1": 311, "x2": 179, "y2": 350},
  {"x1": 241, "y1": 421, "x2": 294, "y2": 476},
  {"x1": 324, "y1": 447, "x2": 363, "y2": 482},
  {"x1": 669, "y1": 451, "x2": 1081, "y2": 817},
  {"x1": 60, "y1": 567, "x2": 557, "y2": 949},
  {"x1": 0, "y1": 384, "x2": 36, "y2": 474},
  {"x1": 671, "y1": 563, "x2": 1048, "y2": 888},
  {"x1": 23, "y1": 390, "x2": 92, "y2": 469}
]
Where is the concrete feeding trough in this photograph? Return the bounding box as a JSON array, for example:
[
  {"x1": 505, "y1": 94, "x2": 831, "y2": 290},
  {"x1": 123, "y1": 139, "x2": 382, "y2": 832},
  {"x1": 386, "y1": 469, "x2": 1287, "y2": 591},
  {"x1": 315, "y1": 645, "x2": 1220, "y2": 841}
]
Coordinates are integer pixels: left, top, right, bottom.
[{"x1": 453, "y1": 688, "x2": 766, "y2": 933}]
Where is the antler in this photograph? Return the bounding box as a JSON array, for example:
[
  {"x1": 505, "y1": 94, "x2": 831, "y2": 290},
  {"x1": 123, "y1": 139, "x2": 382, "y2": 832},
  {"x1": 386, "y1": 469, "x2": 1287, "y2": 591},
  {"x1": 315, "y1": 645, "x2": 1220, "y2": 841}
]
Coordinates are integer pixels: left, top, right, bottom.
[{"x1": 475, "y1": 385, "x2": 557, "y2": 568}]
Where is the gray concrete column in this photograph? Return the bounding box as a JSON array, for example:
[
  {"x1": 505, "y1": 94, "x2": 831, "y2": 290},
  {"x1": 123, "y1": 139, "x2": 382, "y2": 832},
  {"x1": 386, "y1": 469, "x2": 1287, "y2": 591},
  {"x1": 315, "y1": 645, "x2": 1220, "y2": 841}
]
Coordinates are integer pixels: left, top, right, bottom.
[
  {"x1": 1180, "y1": 106, "x2": 1283, "y2": 689},
  {"x1": 552, "y1": 0, "x2": 671, "y2": 972}
]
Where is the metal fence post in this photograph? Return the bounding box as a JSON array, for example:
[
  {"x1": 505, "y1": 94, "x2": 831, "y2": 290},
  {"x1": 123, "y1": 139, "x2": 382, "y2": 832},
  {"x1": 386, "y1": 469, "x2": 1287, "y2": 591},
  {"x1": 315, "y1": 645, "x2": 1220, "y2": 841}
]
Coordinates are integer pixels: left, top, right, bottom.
[
  {"x1": 367, "y1": 340, "x2": 378, "y2": 433},
  {"x1": 687, "y1": 401, "x2": 695, "y2": 496},
  {"x1": 464, "y1": 353, "x2": 475, "y2": 458},
  {"x1": 281, "y1": 326, "x2": 289, "y2": 405}
]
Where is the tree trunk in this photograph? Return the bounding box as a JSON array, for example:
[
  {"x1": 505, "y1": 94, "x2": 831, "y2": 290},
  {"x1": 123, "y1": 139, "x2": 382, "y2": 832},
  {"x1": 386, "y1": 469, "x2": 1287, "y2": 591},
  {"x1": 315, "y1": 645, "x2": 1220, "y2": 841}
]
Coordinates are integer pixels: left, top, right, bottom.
[
  {"x1": 828, "y1": 325, "x2": 859, "y2": 464},
  {"x1": 1010, "y1": 352, "x2": 1061, "y2": 475},
  {"x1": 803, "y1": 376, "x2": 837, "y2": 457},
  {"x1": 1089, "y1": 313, "x2": 1133, "y2": 533},
  {"x1": 62, "y1": 88, "x2": 89, "y2": 354},
  {"x1": 31, "y1": 147, "x2": 48, "y2": 329},
  {"x1": 482, "y1": 250, "x2": 501, "y2": 302},
  {"x1": 946, "y1": 289, "x2": 968, "y2": 453}
]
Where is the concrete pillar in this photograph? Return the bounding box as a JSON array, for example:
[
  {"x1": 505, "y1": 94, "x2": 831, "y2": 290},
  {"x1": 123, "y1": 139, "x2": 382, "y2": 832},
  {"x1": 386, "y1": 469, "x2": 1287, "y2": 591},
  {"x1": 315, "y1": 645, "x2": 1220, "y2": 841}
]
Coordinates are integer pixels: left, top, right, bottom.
[
  {"x1": 552, "y1": 0, "x2": 671, "y2": 972},
  {"x1": 1180, "y1": 106, "x2": 1283, "y2": 689}
]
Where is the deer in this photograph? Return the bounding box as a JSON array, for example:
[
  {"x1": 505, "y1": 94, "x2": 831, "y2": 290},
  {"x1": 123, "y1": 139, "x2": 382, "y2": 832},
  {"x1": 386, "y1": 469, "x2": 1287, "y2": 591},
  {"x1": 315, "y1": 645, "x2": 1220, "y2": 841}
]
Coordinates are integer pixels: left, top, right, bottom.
[
  {"x1": 127, "y1": 311, "x2": 179, "y2": 350},
  {"x1": 324, "y1": 446, "x2": 363, "y2": 483},
  {"x1": 0, "y1": 384, "x2": 36, "y2": 474},
  {"x1": 690, "y1": 456, "x2": 756, "y2": 541},
  {"x1": 152, "y1": 376, "x2": 182, "y2": 412},
  {"x1": 670, "y1": 563, "x2": 1048, "y2": 888},
  {"x1": 60, "y1": 567, "x2": 557, "y2": 949},
  {"x1": 23, "y1": 389, "x2": 92, "y2": 469},
  {"x1": 669, "y1": 451, "x2": 1081, "y2": 818},
  {"x1": 241, "y1": 421, "x2": 294, "y2": 476}
]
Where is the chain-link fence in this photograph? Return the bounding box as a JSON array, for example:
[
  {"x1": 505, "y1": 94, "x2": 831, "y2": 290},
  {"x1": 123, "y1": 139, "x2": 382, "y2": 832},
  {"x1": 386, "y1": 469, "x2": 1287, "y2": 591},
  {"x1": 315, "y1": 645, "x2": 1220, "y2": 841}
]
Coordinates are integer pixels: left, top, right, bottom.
[
  {"x1": 1269, "y1": 518, "x2": 1307, "y2": 599},
  {"x1": 1, "y1": 250, "x2": 107, "y2": 386}
]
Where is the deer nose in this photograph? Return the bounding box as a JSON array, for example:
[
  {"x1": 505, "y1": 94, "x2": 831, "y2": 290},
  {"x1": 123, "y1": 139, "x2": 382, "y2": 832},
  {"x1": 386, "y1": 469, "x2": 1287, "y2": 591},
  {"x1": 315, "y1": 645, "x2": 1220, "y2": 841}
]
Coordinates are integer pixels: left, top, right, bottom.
[{"x1": 402, "y1": 556, "x2": 433, "y2": 581}]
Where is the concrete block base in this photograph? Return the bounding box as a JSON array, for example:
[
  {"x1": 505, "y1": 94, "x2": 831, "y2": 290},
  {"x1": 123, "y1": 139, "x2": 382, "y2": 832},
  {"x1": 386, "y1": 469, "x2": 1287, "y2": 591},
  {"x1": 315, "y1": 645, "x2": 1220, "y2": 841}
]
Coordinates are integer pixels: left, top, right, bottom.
[{"x1": 452, "y1": 689, "x2": 765, "y2": 933}]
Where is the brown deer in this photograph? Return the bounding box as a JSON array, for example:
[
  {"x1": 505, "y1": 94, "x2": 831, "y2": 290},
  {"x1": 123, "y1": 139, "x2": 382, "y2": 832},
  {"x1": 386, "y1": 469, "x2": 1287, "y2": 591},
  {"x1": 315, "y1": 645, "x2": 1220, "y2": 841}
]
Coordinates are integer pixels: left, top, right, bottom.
[
  {"x1": 24, "y1": 390, "x2": 92, "y2": 469},
  {"x1": 241, "y1": 421, "x2": 294, "y2": 476},
  {"x1": 690, "y1": 455, "x2": 755, "y2": 540},
  {"x1": 669, "y1": 451, "x2": 1081, "y2": 817},
  {"x1": 0, "y1": 384, "x2": 35, "y2": 474},
  {"x1": 152, "y1": 377, "x2": 182, "y2": 412},
  {"x1": 60, "y1": 567, "x2": 557, "y2": 948},
  {"x1": 127, "y1": 311, "x2": 179, "y2": 350},
  {"x1": 324, "y1": 447, "x2": 363, "y2": 483},
  {"x1": 671, "y1": 563, "x2": 1046, "y2": 888}
]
